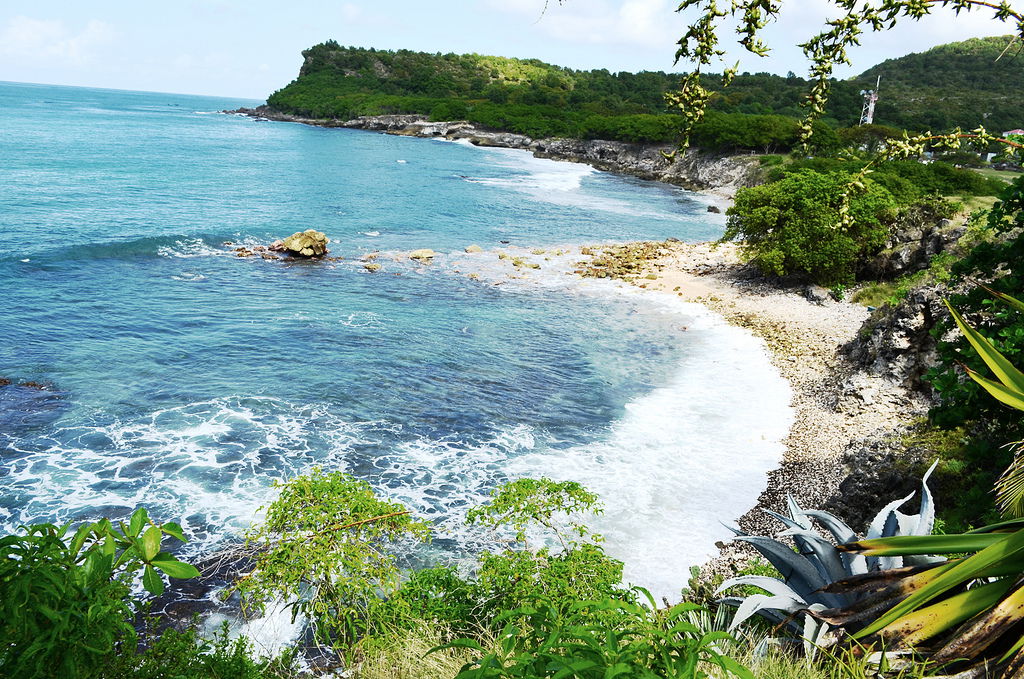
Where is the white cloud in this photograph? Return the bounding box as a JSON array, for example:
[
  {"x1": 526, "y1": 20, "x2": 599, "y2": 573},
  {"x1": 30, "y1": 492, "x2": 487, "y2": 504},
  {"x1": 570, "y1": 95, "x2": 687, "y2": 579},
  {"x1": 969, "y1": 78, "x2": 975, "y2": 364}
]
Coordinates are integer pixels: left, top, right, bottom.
[
  {"x1": 487, "y1": 0, "x2": 679, "y2": 49},
  {"x1": 341, "y1": 3, "x2": 363, "y2": 22},
  {"x1": 0, "y1": 16, "x2": 114, "y2": 64}
]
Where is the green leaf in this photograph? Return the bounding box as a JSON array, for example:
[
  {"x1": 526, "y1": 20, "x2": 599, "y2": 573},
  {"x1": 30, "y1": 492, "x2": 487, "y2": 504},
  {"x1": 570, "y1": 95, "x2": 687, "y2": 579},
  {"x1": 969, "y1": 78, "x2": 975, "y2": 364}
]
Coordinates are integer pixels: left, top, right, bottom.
[
  {"x1": 161, "y1": 522, "x2": 187, "y2": 543},
  {"x1": 840, "y1": 532, "x2": 1005, "y2": 556},
  {"x1": 69, "y1": 523, "x2": 92, "y2": 557},
  {"x1": 141, "y1": 525, "x2": 161, "y2": 561},
  {"x1": 150, "y1": 553, "x2": 200, "y2": 579},
  {"x1": 142, "y1": 564, "x2": 164, "y2": 596},
  {"x1": 946, "y1": 300, "x2": 1024, "y2": 395},
  {"x1": 129, "y1": 507, "x2": 148, "y2": 537},
  {"x1": 856, "y1": 528, "x2": 1024, "y2": 638},
  {"x1": 553, "y1": 661, "x2": 597, "y2": 679},
  {"x1": 965, "y1": 368, "x2": 1024, "y2": 411}
]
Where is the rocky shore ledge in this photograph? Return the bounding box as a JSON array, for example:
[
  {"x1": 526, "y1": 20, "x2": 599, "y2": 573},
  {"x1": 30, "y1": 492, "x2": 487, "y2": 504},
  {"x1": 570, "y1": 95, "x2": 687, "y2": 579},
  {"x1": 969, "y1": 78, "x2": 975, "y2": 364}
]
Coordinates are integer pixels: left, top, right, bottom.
[
  {"x1": 228, "y1": 107, "x2": 760, "y2": 197},
  {"x1": 578, "y1": 241, "x2": 935, "y2": 576}
]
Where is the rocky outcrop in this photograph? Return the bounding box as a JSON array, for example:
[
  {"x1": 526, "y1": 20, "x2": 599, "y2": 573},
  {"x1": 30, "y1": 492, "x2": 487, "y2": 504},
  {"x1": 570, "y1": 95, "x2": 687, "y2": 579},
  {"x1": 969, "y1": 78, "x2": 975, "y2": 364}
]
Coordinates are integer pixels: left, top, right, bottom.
[
  {"x1": 530, "y1": 138, "x2": 759, "y2": 193},
  {"x1": 227, "y1": 107, "x2": 760, "y2": 196},
  {"x1": 860, "y1": 217, "x2": 966, "y2": 280},
  {"x1": 843, "y1": 284, "x2": 963, "y2": 395},
  {"x1": 270, "y1": 230, "x2": 330, "y2": 257},
  {"x1": 408, "y1": 248, "x2": 436, "y2": 262},
  {"x1": 825, "y1": 426, "x2": 930, "y2": 533}
]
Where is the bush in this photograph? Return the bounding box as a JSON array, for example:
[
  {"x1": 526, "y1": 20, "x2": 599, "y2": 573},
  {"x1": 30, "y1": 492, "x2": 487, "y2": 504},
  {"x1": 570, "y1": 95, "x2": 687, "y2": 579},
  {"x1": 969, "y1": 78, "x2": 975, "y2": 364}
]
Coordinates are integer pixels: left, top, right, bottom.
[
  {"x1": 930, "y1": 175, "x2": 1024, "y2": 432},
  {"x1": 722, "y1": 170, "x2": 898, "y2": 284},
  {"x1": 442, "y1": 594, "x2": 752, "y2": 679},
  {"x1": 105, "y1": 622, "x2": 297, "y2": 679},
  {"x1": 0, "y1": 510, "x2": 199, "y2": 679},
  {"x1": 231, "y1": 469, "x2": 431, "y2": 655}
]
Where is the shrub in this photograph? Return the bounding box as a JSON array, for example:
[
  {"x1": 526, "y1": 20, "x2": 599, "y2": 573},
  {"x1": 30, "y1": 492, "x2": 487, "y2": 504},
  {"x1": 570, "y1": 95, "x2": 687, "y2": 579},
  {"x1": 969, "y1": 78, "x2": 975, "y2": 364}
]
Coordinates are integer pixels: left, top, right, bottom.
[
  {"x1": 232, "y1": 469, "x2": 431, "y2": 655},
  {"x1": 930, "y1": 175, "x2": 1024, "y2": 432},
  {"x1": 105, "y1": 621, "x2": 297, "y2": 679},
  {"x1": 441, "y1": 594, "x2": 753, "y2": 679},
  {"x1": 0, "y1": 509, "x2": 199, "y2": 679},
  {"x1": 722, "y1": 170, "x2": 898, "y2": 284}
]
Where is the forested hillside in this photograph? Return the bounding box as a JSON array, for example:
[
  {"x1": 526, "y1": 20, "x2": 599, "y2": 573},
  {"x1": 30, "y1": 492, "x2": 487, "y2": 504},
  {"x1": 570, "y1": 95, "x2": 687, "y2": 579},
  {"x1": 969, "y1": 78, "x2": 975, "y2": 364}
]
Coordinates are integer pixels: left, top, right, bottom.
[
  {"x1": 854, "y1": 36, "x2": 1024, "y2": 132},
  {"x1": 264, "y1": 37, "x2": 1021, "y2": 147},
  {"x1": 265, "y1": 41, "x2": 862, "y2": 150}
]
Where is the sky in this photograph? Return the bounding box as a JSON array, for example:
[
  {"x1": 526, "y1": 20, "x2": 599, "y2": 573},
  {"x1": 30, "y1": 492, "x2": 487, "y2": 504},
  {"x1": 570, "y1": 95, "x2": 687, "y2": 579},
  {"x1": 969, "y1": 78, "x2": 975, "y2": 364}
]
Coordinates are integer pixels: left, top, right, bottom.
[{"x1": 0, "y1": 0, "x2": 1014, "y2": 100}]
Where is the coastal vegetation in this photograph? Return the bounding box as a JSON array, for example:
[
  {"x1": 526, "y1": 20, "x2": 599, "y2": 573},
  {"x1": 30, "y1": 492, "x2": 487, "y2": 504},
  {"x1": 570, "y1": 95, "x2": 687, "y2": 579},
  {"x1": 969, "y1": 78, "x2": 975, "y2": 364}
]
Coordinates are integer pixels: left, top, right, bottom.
[
  {"x1": 6, "y1": 0, "x2": 1024, "y2": 675},
  {"x1": 263, "y1": 36, "x2": 1024, "y2": 153}
]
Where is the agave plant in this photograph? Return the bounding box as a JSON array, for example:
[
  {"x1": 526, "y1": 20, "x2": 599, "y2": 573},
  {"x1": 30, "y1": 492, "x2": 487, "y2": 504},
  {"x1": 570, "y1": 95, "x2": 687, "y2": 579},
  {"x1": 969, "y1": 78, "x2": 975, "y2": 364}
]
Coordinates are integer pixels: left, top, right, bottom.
[
  {"x1": 716, "y1": 463, "x2": 939, "y2": 651},
  {"x1": 812, "y1": 292, "x2": 1024, "y2": 676}
]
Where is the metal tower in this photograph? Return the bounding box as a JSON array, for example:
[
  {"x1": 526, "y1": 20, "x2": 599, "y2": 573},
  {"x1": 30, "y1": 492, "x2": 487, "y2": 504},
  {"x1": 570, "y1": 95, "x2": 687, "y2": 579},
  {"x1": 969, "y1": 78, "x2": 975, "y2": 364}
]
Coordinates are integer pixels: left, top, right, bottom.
[{"x1": 859, "y1": 76, "x2": 880, "y2": 126}]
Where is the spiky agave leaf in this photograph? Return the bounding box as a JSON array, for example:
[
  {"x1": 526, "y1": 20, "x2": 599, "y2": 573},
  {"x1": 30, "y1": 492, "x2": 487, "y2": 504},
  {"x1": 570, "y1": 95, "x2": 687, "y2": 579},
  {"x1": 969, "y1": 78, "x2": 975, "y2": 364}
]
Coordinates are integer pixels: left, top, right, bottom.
[
  {"x1": 778, "y1": 528, "x2": 850, "y2": 587},
  {"x1": 728, "y1": 593, "x2": 810, "y2": 632},
  {"x1": 866, "y1": 490, "x2": 917, "y2": 541},
  {"x1": 800, "y1": 509, "x2": 857, "y2": 545},
  {"x1": 733, "y1": 535, "x2": 845, "y2": 607},
  {"x1": 718, "y1": 596, "x2": 793, "y2": 630},
  {"x1": 715, "y1": 575, "x2": 806, "y2": 601}
]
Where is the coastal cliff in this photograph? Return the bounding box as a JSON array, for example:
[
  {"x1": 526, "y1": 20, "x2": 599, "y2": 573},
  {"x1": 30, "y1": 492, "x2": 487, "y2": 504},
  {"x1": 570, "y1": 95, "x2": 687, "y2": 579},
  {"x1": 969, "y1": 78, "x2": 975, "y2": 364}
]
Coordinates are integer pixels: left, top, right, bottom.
[{"x1": 231, "y1": 107, "x2": 761, "y2": 197}]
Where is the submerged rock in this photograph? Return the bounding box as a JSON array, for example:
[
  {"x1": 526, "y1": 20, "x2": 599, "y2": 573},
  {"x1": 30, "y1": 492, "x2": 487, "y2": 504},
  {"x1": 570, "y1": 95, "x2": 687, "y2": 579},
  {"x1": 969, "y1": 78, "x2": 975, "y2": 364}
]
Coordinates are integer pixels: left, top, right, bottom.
[
  {"x1": 464, "y1": 244, "x2": 483, "y2": 253},
  {"x1": 364, "y1": 262, "x2": 382, "y2": 272},
  {"x1": 270, "y1": 230, "x2": 330, "y2": 257},
  {"x1": 575, "y1": 241, "x2": 672, "y2": 282},
  {"x1": 409, "y1": 248, "x2": 437, "y2": 262}
]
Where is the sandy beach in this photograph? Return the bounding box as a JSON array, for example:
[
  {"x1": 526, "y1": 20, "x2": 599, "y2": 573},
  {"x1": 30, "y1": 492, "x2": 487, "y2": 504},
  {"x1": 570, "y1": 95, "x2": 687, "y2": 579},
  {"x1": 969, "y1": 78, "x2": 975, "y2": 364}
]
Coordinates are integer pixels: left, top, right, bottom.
[{"x1": 580, "y1": 240, "x2": 933, "y2": 562}]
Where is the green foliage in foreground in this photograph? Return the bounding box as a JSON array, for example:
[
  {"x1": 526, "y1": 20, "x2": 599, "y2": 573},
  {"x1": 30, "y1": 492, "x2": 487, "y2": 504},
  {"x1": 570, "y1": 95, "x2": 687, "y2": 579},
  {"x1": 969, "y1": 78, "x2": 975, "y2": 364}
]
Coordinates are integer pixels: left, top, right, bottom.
[
  {"x1": 441, "y1": 594, "x2": 752, "y2": 679},
  {"x1": 723, "y1": 170, "x2": 898, "y2": 285},
  {"x1": 232, "y1": 468, "x2": 431, "y2": 654},
  {"x1": 104, "y1": 621, "x2": 297, "y2": 679},
  {"x1": 931, "y1": 176, "x2": 1024, "y2": 433},
  {"x1": 812, "y1": 295, "x2": 1024, "y2": 678},
  {"x1": 0, "y1": 509, "x2": 198, "y2": 679}
]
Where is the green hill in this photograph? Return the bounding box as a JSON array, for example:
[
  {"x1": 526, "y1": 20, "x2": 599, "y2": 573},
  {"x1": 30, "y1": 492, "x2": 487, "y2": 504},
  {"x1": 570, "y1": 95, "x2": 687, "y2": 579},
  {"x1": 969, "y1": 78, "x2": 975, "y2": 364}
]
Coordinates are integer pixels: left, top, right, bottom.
[
  {"x1": 853, "y1": 36, "x2": 1023, "y2": 132},
  {"x1": 263, "y1": 37, "x2": 1022, "y2": 146},
  {"x1": 264, "y1": 41, "x2": 858, "y2": 150}
]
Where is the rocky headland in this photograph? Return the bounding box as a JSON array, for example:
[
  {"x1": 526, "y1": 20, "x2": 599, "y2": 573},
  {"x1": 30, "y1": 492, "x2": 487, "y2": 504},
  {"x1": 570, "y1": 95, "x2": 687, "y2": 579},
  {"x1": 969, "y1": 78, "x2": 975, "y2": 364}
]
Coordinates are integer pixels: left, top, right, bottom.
[{"x1": 228, "y1": 107, "x2": 761, "y2": 197}]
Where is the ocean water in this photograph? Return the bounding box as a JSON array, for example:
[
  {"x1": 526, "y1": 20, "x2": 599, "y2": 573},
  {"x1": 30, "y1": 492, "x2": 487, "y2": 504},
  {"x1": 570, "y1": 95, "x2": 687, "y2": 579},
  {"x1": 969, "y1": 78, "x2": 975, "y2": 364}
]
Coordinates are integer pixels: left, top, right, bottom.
[{"x1": 0, "y1": 81, "x2": 792, "y2": 603}]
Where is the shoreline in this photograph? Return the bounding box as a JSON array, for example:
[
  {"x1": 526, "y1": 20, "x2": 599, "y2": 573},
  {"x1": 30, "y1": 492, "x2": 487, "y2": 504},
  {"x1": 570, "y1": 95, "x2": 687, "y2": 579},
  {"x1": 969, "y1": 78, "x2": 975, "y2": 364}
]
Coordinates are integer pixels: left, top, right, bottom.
[
  {"x1": 584, "y1": 241, "x2": 931, "y2": 563},
  {"x1": 231, "y1": 104, "x2": 923, "y2": 567},
  {"x1": 227, "y1": 107, "x2": 760, "y2": 200}
]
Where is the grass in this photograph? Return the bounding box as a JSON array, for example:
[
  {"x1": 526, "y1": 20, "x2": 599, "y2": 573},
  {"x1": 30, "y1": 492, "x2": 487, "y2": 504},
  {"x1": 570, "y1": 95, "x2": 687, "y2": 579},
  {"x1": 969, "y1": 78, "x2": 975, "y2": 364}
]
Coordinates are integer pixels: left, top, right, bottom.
[
  {"x1": 850, "y1": 281, "x2": 898, "y2": 308},
  {"x1": 355, "y1": 622, "x2": 485, "y2": 679},
  {"x1": 951, "y1": 194, "x2": 998, "y2": 213},
  {"x1": 971, "y1": 167, "x2": 1021, "y2": 184}
]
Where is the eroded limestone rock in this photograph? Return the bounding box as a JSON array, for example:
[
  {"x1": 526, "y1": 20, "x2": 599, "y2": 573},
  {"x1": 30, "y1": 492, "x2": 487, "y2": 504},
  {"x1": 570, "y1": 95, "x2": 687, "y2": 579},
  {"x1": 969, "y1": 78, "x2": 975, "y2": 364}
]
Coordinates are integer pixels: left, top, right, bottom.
[
  {"x1": 270, "y1": 230, "x2": 330, "y2": 257},
  {"x1": 409, "y1": 249, "x2": 437, "y2": 262}
]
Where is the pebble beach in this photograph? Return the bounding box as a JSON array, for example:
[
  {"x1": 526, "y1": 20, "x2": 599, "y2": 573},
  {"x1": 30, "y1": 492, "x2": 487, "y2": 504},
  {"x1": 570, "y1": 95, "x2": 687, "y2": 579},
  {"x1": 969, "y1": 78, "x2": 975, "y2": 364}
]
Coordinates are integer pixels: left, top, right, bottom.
[{"x1": 577, "y1": 240, "x2": 933, "y2": 566}]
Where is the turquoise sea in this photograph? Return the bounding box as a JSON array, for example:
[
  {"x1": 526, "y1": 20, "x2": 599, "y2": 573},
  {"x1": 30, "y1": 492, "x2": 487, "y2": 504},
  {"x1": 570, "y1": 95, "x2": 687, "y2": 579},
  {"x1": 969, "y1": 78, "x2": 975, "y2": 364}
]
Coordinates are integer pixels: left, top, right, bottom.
[{"x1": 0, "y1": 81, "x2": 791, "y2": 609}]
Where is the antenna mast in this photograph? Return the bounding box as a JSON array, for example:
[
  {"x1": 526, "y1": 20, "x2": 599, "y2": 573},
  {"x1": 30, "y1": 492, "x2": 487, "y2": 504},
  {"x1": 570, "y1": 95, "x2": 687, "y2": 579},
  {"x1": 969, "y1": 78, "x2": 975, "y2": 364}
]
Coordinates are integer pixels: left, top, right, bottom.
[{"x1": 859, "y1": 75, "x2": 880, "y2": 126}]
